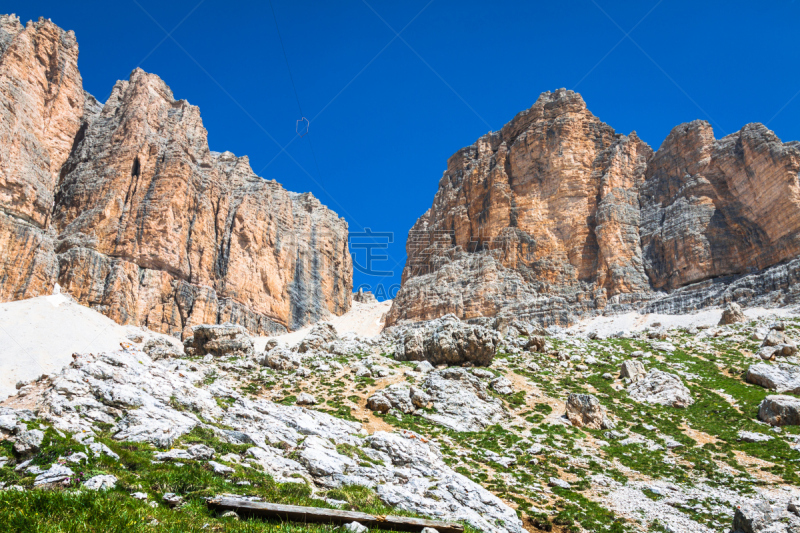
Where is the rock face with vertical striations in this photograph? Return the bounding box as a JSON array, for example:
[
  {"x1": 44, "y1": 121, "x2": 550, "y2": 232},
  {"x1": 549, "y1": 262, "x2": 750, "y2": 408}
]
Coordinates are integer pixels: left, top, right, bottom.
[
  {"x1": 388, "y1": 88, "x2": 800, "y2": 326},
  {"x1": 0, "y1": 15, "x2": 351, "y2": 336},
  {"x1": 0, "y1": 15, "x2": 86, "y2": 301}
]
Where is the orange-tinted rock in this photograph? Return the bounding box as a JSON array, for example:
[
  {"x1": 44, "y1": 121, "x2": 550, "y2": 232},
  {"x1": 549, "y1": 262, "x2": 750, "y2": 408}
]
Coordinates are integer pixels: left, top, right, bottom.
[
  {"x1": 389, "y1": 90, "x2": 800, "y2": 326},
  {"x1": 0, "y1": 14, "x2": 85, "y2": 300},
  {"x1": 389, "y1": 89, "x2": 653, "y2": 325},
  {"x1": 0, "y1": 16, "x2": 351, "y2": 336},
  {"x1": 641, "y1": 121, "x2": 800, "y2": 290}
]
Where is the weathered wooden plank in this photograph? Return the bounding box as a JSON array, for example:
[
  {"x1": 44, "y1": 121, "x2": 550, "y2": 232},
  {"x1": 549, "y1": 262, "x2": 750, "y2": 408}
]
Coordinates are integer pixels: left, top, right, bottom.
[{"x1": 207, "y1": 497, "x2": 464, "y2": 533}]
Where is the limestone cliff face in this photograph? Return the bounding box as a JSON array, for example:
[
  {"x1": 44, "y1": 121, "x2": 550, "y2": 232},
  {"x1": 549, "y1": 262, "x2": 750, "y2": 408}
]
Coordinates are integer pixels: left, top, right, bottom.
[
  {"x1": 389, "y1": 89, "x2": 653, "y2": 325},
  {"x1": 0, "y1": 15, "x2": 351, "y2": 336},
  {"x1": 389, "y1": 90, "x2": 800, "y2": 326},
  {"x1": 0, "y1": 15, "x2": 85, "y2": 301},
  {"x1": 641, "y1": 121, "x2": 800, "y2": 290}
]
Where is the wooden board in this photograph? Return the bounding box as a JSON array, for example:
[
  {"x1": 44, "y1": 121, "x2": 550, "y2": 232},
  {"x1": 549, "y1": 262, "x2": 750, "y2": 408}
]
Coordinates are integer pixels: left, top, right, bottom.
[{"x1": 206, "y1": 497, "x2": 464, "y2": 533}]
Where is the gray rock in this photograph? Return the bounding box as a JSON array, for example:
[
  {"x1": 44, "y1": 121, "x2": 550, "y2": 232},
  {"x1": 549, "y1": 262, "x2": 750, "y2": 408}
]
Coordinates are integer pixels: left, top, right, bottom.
[
  {"x1": 367, "y1": 384, "x2": 415, "y2": 415},
  {"x1": 344, "y1": 521, "x2": 368, "y2": 533},
  {"x1": 163, "y1": 493, "x2": 183, "y2": 507},
  {"x1": 395, "y1": 315, "x2": 501, "y2": 367},
  {"x1": 548, "y1": 477, "x2": 571, "y2": 489},
  {"x1": 420, "y1": 368, "x2": 506, "y2": 432},
  {"x1": 719, "y1": 302, "x2": 746, "y2": 325},
  {"x1": 131, "y1": 492, "x2": 149, "y2": 500},
  {"x1": 620, "y1": 360, "x2": 646, "y2": 382},
  {"x1": 13, "y1": 429, "x2": 44, "y2": 455},
  {"x1": 83, "y1": 474, "x2": 117, "y2": 490},
  {"x1": 34, "y1": 464, "x2": 73, "y2": 486},
  {"x1": 628, "y1": 370, "x2": 693, "y2": 408},
  {"x1": 142, "y1": 337, "x2": 183, "y2": 360},
  {"x1": 415, "y1": 361, "x2": 434, "y2": 373},
  {"x1": 490, "y1": 376, "x2": 514, "y2": 395},
  {"x1": 737, "y1": 430, "x2": 773, "y2": 443},
  {"x1": 758, "y1": 395, "x2": 800, "y2": 426},
  {"x1": 209, "y1": 460, "x2": 235, "y2": 475},
  {"x1": 184, "y1": 324, "x2": 254, "y2": 357},
  {"x1": 746, "y1": 363, "x2": 800, "y2": 394},
  {"x1": 296, "y1": 393, "x2": 317, "y2": 406},
  {"x1": 188, "y1": 444, "x2": 215, "y2": 460},
  {"x1": 297, "y1": 322, "x2": 338, "y2": 353},
  {"x1": 472, "y1": 368, "x2": 494, "y2": 379},
  {"x1": 565, "y1": 394, "x2": 614, "y2": 430},
  {"x1": 262, "y1": 347, "x2": 301, "y2": 371}
]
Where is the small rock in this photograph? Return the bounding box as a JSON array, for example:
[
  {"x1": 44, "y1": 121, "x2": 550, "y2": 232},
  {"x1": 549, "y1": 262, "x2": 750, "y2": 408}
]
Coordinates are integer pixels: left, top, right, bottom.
[
  {"x1": 415, "y1": 361, "x2": 434, "y2": 373},
  {"x1": 490, "y1": 376, "x2": 514, "y2": 395},
  {"x1": 209, "y1": 461, "x2": 235, "y2": 475},
  {"x1": 296, "y1": 393, "x2": 317, "y2": 406},
  {"x1": 33, "y1": 464, "x2": 74, "y2": 486},
  {"x1": 13, "y1": 429, "x2": 44, "y2": 455},
  {"x1": 343, "y1": 521, "x2": 368, "y2": 533},
  {"x1": 163, "y1": 493, "x2": 184, "y2": 507},
  {"x1": 620, "y1": 360, "x2": 646, "y2": 382},
  {"x1": 719, "y1": 302, "x2": 746, "y2": 325},
  {"x1": 737, "y1": 430, "x2": 773, "y2": 443},
  {"x1": 131, "y1": 492, "x2": 148, "y2": 500},
  {"x1": 83, "y1": 474, "x2": 117, "y2": 491},
  {"x1": 548, "y1": 477, "x2": 571, "y2": 489},
  {"x1": 220, "y1": 510, "x2": 239, "y2": 520},
  {"x1": 472, "y1": 368, "x2": 494, "y2": 379},
  {"x1": 565, "y1": 393, "x2": 614, "y2": 430}
]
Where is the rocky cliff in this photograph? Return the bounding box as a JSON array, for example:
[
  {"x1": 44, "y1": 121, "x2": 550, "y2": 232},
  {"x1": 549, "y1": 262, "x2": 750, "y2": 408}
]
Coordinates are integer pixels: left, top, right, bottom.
[
  {"x1": 0, "y1": 14, "x2": 351, "y2": 336},
  {"x1": 388, "y1": 89, "x2": 800, "y2": 326}
]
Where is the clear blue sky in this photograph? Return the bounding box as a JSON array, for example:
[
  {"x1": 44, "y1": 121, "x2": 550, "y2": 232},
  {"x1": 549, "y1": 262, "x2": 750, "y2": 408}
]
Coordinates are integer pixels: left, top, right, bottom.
[{"x1": 16, "y1": 1, "x2": 800, "y2": 299}]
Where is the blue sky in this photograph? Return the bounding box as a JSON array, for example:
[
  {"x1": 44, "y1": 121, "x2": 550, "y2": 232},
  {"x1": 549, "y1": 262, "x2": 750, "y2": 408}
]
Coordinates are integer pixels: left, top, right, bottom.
[{"x1": 17, "y1": 1, "x2": 800, "y2": 298}]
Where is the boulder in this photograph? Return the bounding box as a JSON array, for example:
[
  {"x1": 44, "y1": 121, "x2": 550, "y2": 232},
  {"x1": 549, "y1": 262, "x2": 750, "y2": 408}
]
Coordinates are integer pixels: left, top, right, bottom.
[
  {"x1": 366, "y1": 393, "x2": 393, "y2": 414},
  {"x1": 395, "y1": 315, "x2": 501, "y2": 367},
  {"x1": 758, "y1": 395, "x2": 800, "y2": 426},
  {"x1": 367, "y1": 384, "x2": 415, "y2": 415},
  {"x1": 183, "y1": 324, "x2": 254, "y2": 357},
  {"x1": 719, "y1": 302, "x2": 746, "y2": 325},
  {"x1": 620, "y1": 360, "x2": 646, "y2": 382},
  {"x1": 490, "y1": 376, "x2": 514, "y2": 395},
  {"x1": 297, "y1": 322, "x2": 339, "y2": 353},
  {"x1": 627, "y1": 370, "x2": 693, "y2": 408},
  {"x1": 296, "y1": 393, "x2": 317, "y2": 406},
  {"x1": 746, "y1": 363, "x2": 800, "y2": 394},
  {"x1": 13, "y1": 429, "x2": 44, "y2": 455},
  {"x1": 565, "y1": 394, "x2": 614, "y2": 430},
  {"x1": 33, "y1": 464, "x2": 74, "y2": 486},
  {"x1": 761, "y1": 329, "x2": 797, "y2": 357},
  {"x1": 419, "y1": 368, "x2": 506, "y2": 432},
  {"x1": 524, "y1": 336, "x2": 546, "y2": 353},
  {"x1": 409, "y1": 387, "x2": 431, "y2": 408},
  {"x1": 143, "y1": 337, "x2": 183, "y2": 360},
  {"x1": 83, "y1": 474, "x2": 117, "y2": 490},
  {"x1": 261, "y1": 348, "x2": 301, "y2": 371}
]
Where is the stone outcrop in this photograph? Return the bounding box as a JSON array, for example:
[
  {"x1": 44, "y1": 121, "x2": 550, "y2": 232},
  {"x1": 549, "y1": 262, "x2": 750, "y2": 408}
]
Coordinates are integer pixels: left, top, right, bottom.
[
  {"x1": 393, "y1": 314, "x2": 501, "y2": 367},
  {"x1": 388, "y1": 88, "x2": 800, "y2": 326},
  {"x1": 758, "y1": 395, "x2": 800, "y2": 426},
  {"x1": 564, "y1": 393, "x2": 614, "y2": 430},
  {"x1": 746, "y1": 363, "x2": 800, "y2": 394},
  {"x1": 627, "y1": 369, "x2": 693, "y2": 408},
  {"x1": 0, "y1": 15, "x2": 351, "y2": 336},
  {"x1": 0, "y1": 15, "x2": 86, "y2": 302}
]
